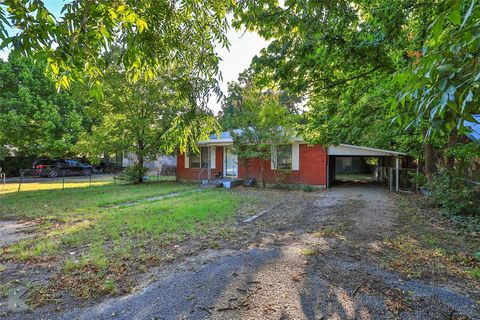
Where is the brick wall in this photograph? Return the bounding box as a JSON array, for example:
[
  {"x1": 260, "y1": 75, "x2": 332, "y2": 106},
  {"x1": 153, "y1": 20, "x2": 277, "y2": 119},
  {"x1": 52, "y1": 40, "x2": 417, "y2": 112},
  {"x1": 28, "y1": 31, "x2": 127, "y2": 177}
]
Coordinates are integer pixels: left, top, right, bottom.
[
  {"x1": 177, "y1": 147, "x2": 224, "y2": 181},
  {"x1": 237, "y1": 144, "x2": 327, "y2": 186},
  {"x1": 177, "y1": 144, "x2": 327, "y2": 186}
]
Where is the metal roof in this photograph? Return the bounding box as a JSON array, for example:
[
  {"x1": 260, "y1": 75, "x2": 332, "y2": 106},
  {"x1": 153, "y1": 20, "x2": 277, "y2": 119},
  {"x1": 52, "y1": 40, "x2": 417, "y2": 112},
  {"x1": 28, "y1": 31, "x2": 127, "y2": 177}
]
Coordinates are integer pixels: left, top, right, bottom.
[
  {"x1": 199, "y1": 130, "x2": 406, "y2": 156},
  {"x1": 328, "y1": 144, "x2": 406, "y2": 157},
  {"x1": 465, "y1": 115, "x2": 480, "y2": 143}
]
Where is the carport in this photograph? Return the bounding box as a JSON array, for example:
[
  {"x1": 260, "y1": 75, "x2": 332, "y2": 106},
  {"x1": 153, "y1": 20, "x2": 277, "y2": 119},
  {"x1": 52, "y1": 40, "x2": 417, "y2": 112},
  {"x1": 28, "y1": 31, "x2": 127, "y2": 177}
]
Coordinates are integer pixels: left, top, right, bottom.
[{"x1": 326, "y1": 144, "x2": 406, "y2": 191}]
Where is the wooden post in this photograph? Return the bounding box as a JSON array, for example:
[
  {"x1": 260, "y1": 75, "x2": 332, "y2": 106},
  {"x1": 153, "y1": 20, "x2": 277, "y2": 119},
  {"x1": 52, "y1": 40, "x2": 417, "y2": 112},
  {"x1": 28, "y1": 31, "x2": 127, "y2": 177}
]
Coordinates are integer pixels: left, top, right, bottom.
[{"x1": 17, "y1": 170, "x2": 23, "y2": 192}]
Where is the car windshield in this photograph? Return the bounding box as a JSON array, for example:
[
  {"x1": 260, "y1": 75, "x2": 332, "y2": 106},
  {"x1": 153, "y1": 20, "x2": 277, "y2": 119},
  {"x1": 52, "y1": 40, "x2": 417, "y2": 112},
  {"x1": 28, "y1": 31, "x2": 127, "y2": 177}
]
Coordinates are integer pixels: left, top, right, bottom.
[{"x1": 67, "y1": 160, "x2": 80, "y2": 166}]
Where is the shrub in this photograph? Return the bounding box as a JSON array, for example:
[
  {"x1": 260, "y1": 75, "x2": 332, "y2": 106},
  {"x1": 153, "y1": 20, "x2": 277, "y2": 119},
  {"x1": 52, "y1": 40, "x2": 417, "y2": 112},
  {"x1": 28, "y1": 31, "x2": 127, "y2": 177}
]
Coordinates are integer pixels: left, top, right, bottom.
[
  {"x1": 116, "y1": 165, "x2": 148, "y2": 184},
  {"x1": 302, "y1": 185, "x2": 314, "y2": 192},
  {"x1": 271, "y1": 183, "x2": 295, "y2": 190},
  {"x1": 430, "y1": 169, "x2": 480, "y2": 216},
  {"x1": 408, "y1": 170, "x2": 428, "y2": 190}
]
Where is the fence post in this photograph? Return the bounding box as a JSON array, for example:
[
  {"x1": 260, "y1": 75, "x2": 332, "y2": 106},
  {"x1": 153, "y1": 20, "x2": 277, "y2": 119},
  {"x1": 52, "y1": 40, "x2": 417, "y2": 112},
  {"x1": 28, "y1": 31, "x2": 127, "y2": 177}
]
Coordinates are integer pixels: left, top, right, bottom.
[
  {"x1": 416, "y1": 165, "x2": 419, "y2": 192},
  {"x1": 62, "y1": 170, "x2": 65, "y2": 190},
  {"x1": 17, "y1": 170, "x2": 23, "y2": 192}
]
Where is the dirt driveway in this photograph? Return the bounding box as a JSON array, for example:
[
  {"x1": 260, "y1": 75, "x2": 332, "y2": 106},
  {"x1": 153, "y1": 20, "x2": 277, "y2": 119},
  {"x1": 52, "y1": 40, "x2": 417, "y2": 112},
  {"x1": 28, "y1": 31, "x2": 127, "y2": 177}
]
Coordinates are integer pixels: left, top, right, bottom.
[{"x1": 4, "y1": 184, "x2": 479, "y2": 320}]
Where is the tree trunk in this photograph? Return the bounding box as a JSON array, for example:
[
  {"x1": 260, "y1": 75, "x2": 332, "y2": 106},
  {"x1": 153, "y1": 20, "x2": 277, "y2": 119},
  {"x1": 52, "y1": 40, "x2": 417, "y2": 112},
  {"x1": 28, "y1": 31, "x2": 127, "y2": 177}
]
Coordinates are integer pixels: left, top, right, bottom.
[
  {"x1": 259, "y1": 159, "x2": 266, "y2": 188},
  {"x1": 445, "y1": 133, "x2": 458, "y2": 170},
  {"x1": 424, "y1": 142, "x2": 437, "y2": 184},
  {"x1": 135, "y1": 140, "x2": 145, "y2": 184}
]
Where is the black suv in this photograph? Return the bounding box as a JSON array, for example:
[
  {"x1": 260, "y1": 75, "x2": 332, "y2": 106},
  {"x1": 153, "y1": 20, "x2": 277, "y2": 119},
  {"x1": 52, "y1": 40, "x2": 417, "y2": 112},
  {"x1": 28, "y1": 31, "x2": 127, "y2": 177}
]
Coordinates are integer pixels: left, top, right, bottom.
[{"x1": 33, "y1": 159, "x2": 93, "y2": 178}]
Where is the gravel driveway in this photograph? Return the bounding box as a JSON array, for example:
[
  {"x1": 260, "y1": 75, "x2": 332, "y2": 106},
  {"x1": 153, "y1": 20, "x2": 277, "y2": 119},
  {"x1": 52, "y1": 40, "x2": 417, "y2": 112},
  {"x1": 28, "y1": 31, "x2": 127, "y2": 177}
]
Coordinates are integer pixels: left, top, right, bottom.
[{"x1": 4, "y1": 184, "x2": 479, "y2": 320}]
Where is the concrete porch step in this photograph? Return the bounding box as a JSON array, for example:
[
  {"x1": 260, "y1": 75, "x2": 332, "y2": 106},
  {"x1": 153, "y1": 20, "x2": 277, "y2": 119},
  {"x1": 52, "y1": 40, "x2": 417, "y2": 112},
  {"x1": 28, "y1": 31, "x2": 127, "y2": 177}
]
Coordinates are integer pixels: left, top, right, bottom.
[
  {"x1": 199, "y1": 178, "x2": 243, "y2": 189},
  {"x1": 199, "y1": 183, "x2": 221, "y2": 189}
]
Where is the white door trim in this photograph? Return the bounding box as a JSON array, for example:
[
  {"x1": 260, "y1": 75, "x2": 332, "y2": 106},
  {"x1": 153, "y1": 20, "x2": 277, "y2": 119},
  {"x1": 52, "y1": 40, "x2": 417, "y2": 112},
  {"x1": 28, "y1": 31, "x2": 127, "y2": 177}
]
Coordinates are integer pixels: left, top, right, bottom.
[{"x1": 223, "y1": 146, "x2": 238, "y2": 178}]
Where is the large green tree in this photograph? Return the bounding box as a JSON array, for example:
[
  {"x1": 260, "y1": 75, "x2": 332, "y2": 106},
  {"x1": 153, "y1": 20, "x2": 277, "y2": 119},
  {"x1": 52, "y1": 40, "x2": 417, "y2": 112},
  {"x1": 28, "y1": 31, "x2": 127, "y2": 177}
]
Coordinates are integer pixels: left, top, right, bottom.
[
  {"x1": 227, "y1": 86, "x2": 295, "y2": 187},
  {"x1": 0, "y1": 0, "x2": 230, "y2": 91},
  {"x1": 0, "y1": 1, "x2": 232, "y2": 155},
  {"x1": 0, "y1": 55, "x2": 85, "y2": 158},
  {"x1": 76, "y1": 50, "x2": 219, "y2": 183},
  {"x1": 219, "y1": 68, "x2": 301, "y2": 131},
  {"x1": 232, "y1": 0, "x2": 479, "y2": 181},
  {"x1": 231, "y1": 0, "x2": 439, "y2": 147}
]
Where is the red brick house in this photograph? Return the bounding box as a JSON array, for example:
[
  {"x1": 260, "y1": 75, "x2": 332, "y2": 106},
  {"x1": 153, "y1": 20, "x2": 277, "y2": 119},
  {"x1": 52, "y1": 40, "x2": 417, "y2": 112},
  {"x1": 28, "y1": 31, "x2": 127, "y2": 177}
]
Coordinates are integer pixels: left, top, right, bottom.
[{"x1": 176, "y1": 131, "x2": 405, "y2": 189}]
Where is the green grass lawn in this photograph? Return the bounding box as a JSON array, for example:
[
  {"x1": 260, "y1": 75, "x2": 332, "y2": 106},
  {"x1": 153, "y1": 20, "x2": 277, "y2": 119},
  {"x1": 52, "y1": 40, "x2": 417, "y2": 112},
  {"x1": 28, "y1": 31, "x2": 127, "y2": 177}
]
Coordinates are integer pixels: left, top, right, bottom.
[
  {"x1": 0, "y1": 181, "x2": 242, "y2": 301},
  {"x1": 0, "y1": 174, "x2": 176, "y2": 195}
]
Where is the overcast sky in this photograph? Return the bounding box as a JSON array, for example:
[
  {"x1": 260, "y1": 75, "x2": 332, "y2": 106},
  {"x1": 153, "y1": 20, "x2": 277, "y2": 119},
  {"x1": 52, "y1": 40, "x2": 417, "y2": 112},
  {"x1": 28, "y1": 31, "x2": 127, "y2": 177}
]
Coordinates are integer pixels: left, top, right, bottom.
[{"x1": 0, "y1": 1, "x2": 269, "y2": 114}]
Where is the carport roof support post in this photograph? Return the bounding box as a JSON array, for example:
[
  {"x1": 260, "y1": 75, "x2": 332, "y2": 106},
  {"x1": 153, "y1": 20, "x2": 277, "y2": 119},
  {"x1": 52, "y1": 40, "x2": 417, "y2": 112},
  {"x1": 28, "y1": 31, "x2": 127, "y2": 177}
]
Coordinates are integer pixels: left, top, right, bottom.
[{"x1": 395, "y1": 157, "x2": 400, "y2": 192}]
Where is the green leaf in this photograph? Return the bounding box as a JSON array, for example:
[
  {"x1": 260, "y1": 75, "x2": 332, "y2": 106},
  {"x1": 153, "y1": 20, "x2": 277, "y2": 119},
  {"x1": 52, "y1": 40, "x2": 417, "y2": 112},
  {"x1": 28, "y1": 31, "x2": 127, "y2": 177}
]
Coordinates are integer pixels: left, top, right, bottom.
[
  {"x1": 438, "y1": 78, "x2": 448, "y2": 91},
  {"x1": 437, "y1": 64, "x2": 455, "y2": 72},
  {"x1": 136, "y1": 18, "x2": 148, "y2": 32},
  {"x1": 430, "y1": 12, "x2": 446, "y2": 41},
  {"x1": 448, "y1": 2, "x2": 461, "y2": 25},
  {"x1": 461, "y1": 91, "x2": 473, "y2": 112}
]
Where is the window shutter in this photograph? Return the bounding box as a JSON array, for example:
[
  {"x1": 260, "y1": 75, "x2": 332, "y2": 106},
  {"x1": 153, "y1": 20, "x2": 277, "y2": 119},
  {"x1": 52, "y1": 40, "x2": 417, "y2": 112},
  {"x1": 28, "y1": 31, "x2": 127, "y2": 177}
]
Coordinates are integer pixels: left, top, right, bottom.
[
  {"x1": 292, "y1": 143, "x2": 300, "y2": 171},
  {"x1": 184, "y1": 152, "x2": 190, "y2": 169},
  {"x1": 210, "y1": 146, "x2": 216, "y2": 169},
  {"x1": 271, "y1": 147, "x2": 277, "y2": 170}
]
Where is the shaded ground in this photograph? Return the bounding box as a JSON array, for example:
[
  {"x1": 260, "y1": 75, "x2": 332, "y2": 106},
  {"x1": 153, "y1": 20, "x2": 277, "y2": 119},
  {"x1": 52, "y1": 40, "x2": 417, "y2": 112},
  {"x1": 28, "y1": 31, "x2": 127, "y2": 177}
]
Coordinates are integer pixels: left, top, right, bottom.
[
  {"x1": 0, "y1": 221, "x2": 35, "y2": 248},
  {"x1": 2, "y1": 184, "x2": 479, "y2": 319}
]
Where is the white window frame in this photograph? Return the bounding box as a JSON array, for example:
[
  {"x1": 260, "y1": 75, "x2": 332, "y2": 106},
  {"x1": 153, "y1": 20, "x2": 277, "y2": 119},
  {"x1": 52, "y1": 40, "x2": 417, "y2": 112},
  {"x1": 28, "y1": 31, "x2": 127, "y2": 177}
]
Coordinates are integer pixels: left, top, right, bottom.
[
  {"x1": 190, "y1": 147, "x2": 209, "y2": 169},
  {"x1": 276, "y1": 144, "x2": 293, "y2": 170}
]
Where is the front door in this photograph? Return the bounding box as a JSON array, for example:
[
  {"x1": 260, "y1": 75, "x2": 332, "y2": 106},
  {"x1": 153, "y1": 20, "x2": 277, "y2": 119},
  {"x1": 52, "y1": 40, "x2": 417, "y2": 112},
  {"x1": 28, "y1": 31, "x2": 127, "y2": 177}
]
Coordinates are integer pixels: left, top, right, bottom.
[{"x1": 224, "y1": 146, "x2": 238, "y2": 177}]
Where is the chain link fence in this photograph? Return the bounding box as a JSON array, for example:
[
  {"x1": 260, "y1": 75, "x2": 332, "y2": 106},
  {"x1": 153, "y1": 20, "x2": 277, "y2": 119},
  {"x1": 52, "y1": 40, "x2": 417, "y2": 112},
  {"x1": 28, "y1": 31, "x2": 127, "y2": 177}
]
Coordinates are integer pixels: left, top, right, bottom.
[{"x1": 0, "y1": 166, "x2": 176, "y2": 193}]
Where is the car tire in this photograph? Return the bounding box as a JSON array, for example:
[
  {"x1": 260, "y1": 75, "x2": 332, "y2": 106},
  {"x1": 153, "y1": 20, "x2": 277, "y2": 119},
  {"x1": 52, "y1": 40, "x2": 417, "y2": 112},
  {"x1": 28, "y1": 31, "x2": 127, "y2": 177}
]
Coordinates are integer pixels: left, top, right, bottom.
[
  {"x1": 48, "y1": 170, "x2": 59, "y2": 178},
  {"x1": 83, "y1": 169, "x2": 92, "y2": 176}
]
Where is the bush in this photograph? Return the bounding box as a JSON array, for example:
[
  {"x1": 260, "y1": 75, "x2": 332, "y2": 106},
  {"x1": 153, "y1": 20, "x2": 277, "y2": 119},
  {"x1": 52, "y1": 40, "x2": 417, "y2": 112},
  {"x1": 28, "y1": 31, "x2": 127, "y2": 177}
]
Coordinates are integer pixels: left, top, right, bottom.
[
  {"x1": 430, "y1": 169, "x2": 480, "y2": 216},
  {"x1": 271, "y1": 183, "x2": 316, "y2": 192},
  {"x1": 408, "y1": 170, "x2": 428, "y2": 189},
  {"x1": 116, "y1": 165, "x2": 148, "y2": 184},
  {"x1": 302, "y1": 185, "x2": 314, "y2": 192}
]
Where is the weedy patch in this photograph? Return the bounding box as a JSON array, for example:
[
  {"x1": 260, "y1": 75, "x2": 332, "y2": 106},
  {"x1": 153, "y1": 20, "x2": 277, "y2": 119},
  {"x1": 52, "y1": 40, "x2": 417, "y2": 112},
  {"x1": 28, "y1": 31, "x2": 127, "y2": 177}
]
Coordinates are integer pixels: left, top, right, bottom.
[
  {"x1": 382, "y1": 195, "x2": 480, "y2": 289},
  {"x1": 300, "y1": 248, "x2": 318, "y2": 256},
  {"x1": 0, "y1": 182, "x2": 243, "y2": 305},
  {"x1": 313, "y1": 222, "x2": 350, "y2": 239}
]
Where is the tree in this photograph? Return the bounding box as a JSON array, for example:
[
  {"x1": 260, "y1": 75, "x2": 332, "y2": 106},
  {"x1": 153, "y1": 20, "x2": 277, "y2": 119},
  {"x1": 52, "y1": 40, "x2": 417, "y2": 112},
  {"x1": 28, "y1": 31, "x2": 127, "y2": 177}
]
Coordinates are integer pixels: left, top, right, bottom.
[
  {"x1": 229, "y1": 87, "x2": 295, "y2": 187},
  {"x1": 395, "y1": 0, "x2": 480, "y2": 138},
  {"x1": 232, "y1": 0, "x2": 479, "y2": 182},
  {"x1": 219, "y1": 68, "x2": 301, "y2": 130},
  {"x1": 0, "y1": 0, "x2": 230, "y2": 92},
  {"x1": 0, "y1": 1, "x2": 230, "y2": 156},
  {"x1": 76, "y1": 51, "x2": 219, "y2": 183},
  {"x1": 0, "y1": 55, "x2": 85, "y2": 157},
  {"x1": 394, "y1": 0, "x2": 480, "y2": 181}
]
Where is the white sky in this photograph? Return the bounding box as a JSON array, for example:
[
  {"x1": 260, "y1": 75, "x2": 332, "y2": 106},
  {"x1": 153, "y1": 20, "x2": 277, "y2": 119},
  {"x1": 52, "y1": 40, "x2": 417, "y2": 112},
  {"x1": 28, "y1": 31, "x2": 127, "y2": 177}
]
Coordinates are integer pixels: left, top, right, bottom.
[{"x1": 210, "y1": 27, "x2": 268, "y2": 113}]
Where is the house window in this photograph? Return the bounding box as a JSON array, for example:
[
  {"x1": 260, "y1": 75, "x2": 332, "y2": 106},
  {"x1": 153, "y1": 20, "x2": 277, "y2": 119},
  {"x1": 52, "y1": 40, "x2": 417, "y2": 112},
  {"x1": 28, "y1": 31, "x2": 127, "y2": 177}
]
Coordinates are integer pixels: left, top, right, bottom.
[
  {"x1": 277, "y1": 144, "x2": 292, "y2": 170},
  {"x1": 190, "y1": 147, "x2": 209, "y2": 168}
]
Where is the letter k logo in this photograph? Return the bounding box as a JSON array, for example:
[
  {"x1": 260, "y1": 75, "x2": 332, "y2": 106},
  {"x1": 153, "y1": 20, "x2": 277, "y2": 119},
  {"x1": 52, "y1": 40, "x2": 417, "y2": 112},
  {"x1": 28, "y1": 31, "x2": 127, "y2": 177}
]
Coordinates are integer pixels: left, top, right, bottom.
[{"x1": 8, "y1": 287, "x2": 33, "y2": 313}]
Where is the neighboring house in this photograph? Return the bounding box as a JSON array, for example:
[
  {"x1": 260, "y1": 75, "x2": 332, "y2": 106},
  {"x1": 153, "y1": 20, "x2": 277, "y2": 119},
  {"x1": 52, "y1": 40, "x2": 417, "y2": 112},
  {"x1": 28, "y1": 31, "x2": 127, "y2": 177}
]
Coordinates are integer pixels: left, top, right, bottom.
[
  {"x1": 465, "y1": 114, "x2": 480, "y2": 144},
  {"x1": 176, "y1": 131, "x2": 406, "y2": 188},
  {"x1": 110, "y1": 152, "x2": 176, "y2": 175},
  {"x1": 464, "y1": 114, "x2": 480, "y2": 178}
]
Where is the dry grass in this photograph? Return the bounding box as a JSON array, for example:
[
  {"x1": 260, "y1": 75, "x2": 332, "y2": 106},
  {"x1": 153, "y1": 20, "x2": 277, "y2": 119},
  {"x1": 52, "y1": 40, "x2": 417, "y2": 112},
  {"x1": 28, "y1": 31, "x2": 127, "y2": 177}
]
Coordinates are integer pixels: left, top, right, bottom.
[{"x1": 382, "y1": 195, "x2": 480, "y2": 288}]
